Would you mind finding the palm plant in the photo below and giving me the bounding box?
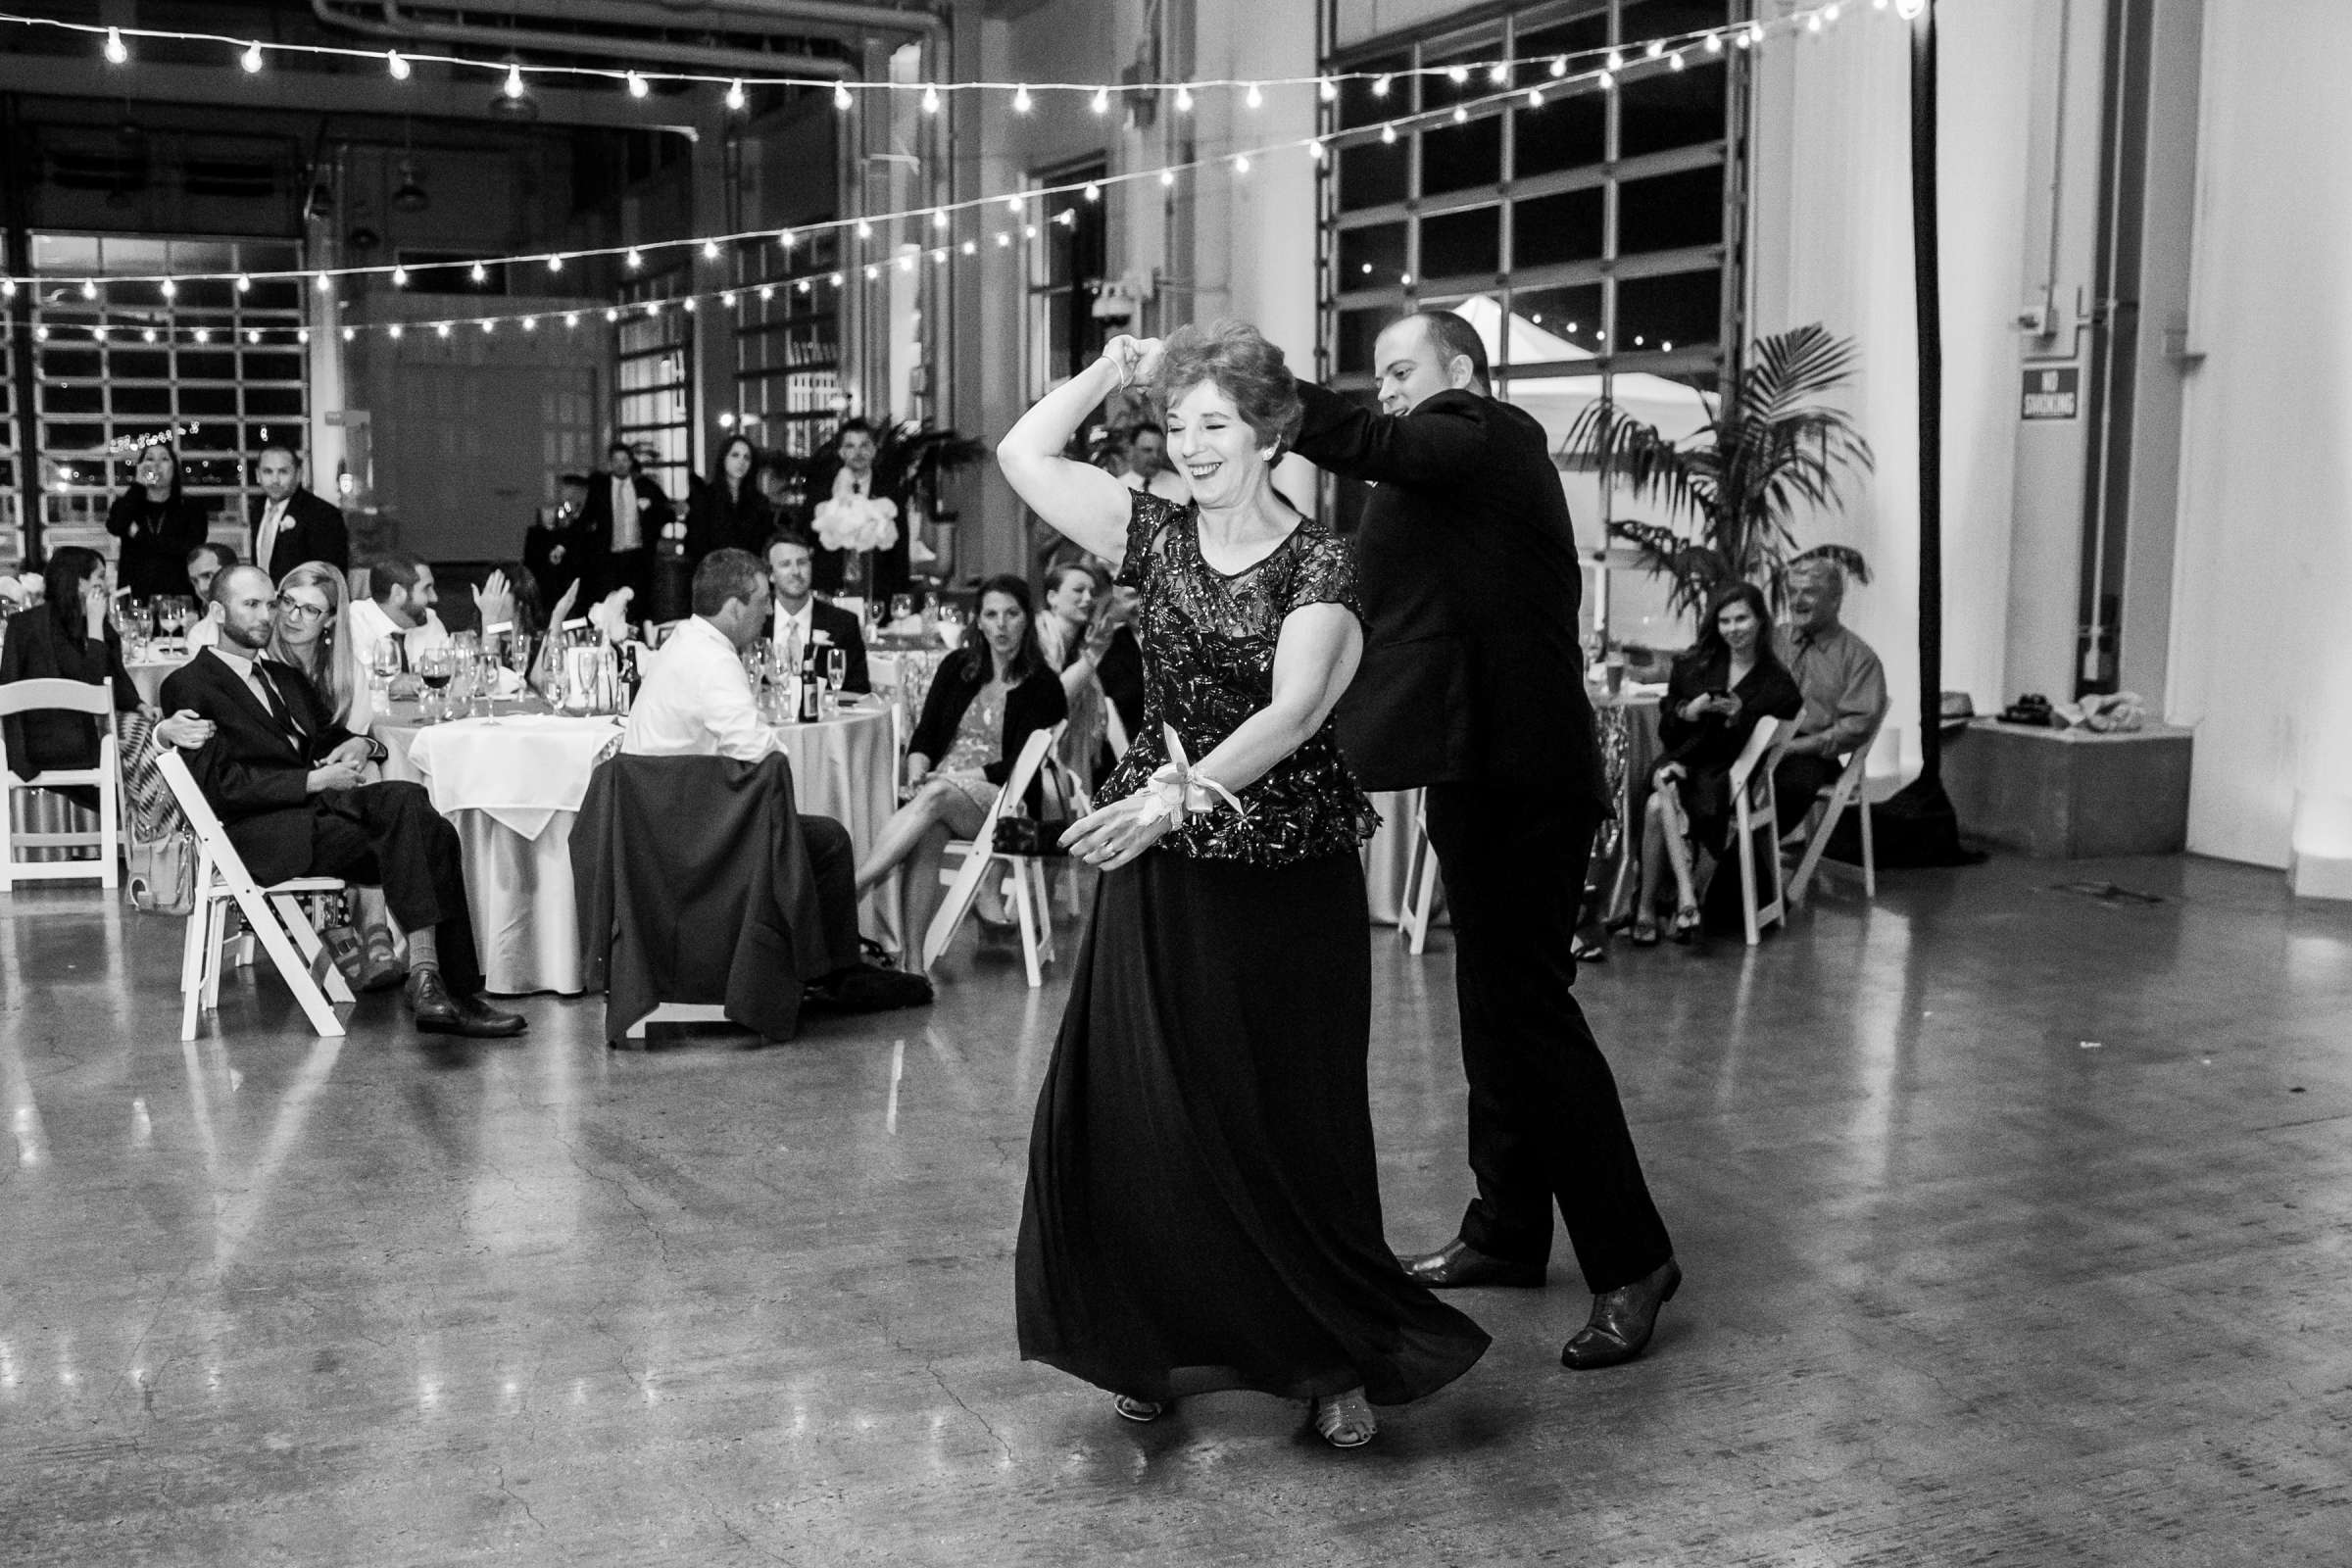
[1565,322,1877,621]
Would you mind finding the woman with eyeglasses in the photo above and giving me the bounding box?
[105,442,213,600]
[269,562,356,723]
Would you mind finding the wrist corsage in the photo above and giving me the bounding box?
[1144,725,1247,829]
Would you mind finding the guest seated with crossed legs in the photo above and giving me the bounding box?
[161,566,526,1039]
[853,575,1067,963]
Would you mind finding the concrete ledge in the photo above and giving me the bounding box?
[1943,717,2194,858]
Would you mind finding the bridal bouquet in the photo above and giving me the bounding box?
[811,469,900,555]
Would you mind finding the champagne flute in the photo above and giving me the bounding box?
[825,645,847,708]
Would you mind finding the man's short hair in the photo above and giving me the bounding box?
[1407,309,1491,387]
[210,564,271,611]
[836,417,877,442]
[693,548,765,616]
[1788,555,1848,596]
[762,527,817,562]
[1127,418,1165,440]
[257,439,300,463]
[369,550,428,604]
[187,541,237,570]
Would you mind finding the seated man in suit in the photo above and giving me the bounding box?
[161,566,526,1039]
[624,549,926,1010]
[762,528,870,694]
[1774,554,1888,834]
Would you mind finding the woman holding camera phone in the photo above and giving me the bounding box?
[1632,580,1802,944]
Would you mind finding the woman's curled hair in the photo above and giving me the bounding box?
[1152,319,1303,458]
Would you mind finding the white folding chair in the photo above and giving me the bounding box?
[154,752,352,1041]
[1727,715,1788,947]
[922,724,1063,987]
[0,677,123,891]
[1786,720,1883,910]
[1394,789,1442,956]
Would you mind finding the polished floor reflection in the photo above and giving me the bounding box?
[4,854,2349,1564]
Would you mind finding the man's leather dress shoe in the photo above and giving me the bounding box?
[406,970,527,1038]
[1560,1257,1682,1369]
[1396,1239,1547,1290]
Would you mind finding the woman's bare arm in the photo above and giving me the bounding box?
[996,339,1159,566]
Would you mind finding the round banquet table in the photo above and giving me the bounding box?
[1362,693,1663,941]
[126,650,193,708]
[373,696,897,995]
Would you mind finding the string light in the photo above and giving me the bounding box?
[546,254,563,272]
[78,280,96,298]
[1161,168,1176,186]
[315,272,331,293]
[386,49,409,80]
[564,312,579,327]
[834,80,853,111]
[239,40,263,74]
[235,273,250,293]
[627,71,649,98]
[1550,56,1568,77]
[159,278,175,299]
[922,84,941,113]
[504,64,525,100]
[1174,84,1194,113]
[725,78,747,111]
[1380,122,1397,144]
[1233,154,1250,174]
[1092,85,1109,114]
[702,239,721,259]
[856,220,873,240]
[1318,77,1337,102]
[392,265,409,286]
[780,229,798,249]
[625,248,643,270]
[1012,83,1032,113]
[102,26,126,64]
[436,322,451,338]
[1526,87,1544,107]
[961,238,977,255]
[1307,139,1325,160]
[1446,65,1470,84]
[341,325,354,342]
[522,316,536,331]
[1082,182,1100,202]
[1372,74,1391,96]
[1488,62,1510,85]
[1452,105,1469,123]
[468,261,487,283]
[933,208,950,228]
[1246,81,1263,109]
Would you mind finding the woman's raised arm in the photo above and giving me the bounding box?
[997,337,1160,566]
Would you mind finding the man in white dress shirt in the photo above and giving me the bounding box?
[1117,419,1190,504]
[623,550,927,1008]
[183,542,235,649]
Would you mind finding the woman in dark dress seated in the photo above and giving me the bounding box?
[0,548,147,809]
[999,321,1489,1450]
[853,574,1067,962]
[1632,580,1802,944]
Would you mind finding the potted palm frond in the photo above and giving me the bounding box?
[1565,322,1878,622]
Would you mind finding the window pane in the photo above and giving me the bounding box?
[1616,268,1723,352]
[176,386,238,417]
[1620,61,1728,159]
[112,350,170,379]
[44,383,103,416]
[1420,205,1499,279]
[1336,307,1394,375]
[114,385,172,416]
[1622,0,1735,46]
[1618,165,1724,255]
[1337,222,1408,288]
[242,350,305,381]
[39,347,102,379]
[1337,52,1409,130]
[1505,284,1605,362]
[1420,114,1503,198]
[176,350,235,380]
[1513,187,1604,269]
[1510,15,1608,176]
[1337,139,1408,208]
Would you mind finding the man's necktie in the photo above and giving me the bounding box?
[255,664,307,749]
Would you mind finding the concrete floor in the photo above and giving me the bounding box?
[2,853,2348,1565]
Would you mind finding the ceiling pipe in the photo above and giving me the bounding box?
[310,0,858,78]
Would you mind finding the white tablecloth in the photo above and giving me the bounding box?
[126,653,191,708]
[375,699,897,994]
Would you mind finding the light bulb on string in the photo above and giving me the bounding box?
[604,308,618,322]
[1233,154,1250,174]
[997,232,1012,247]
[1318,77,1337,102]
[1670,51,1686,71]
[625,247,643,270]
[504,64,525,100]
[393,265,409,286]
[0,280,12,298]
[1372,74,1391,96]
[1647,40,1665,58]
[391,322,406,340]
[627,72,649,99]
[1174,84,1194,113]
[800,277,815,291]
[932,249,947,265]
[759,284,774,300]
[435,321,451,338]
[160,278,175,299]
[1004,194,1023,213]
[1826,3,1843,20]
[469,261,487,283]
[1082,182,1100,202]
[103,27,128,65]
[1489,62,1510,85]
[856,220,873,240]
[1380,122,1397,144]
[1598,71,1615,90]
[1452,104,1469,123]
[479,318,494,332]
[725,79,746,111]
[1012,84,1032,113]
[1446,65,1469,84]
[702,239,720,260]
[193,326,208,343]
[864,264,879,280]
[833,81,854,112]
[546,254,563,272]
[1306,139,1325,161]
[1749,22,1767,42]
[298,327,310,344]
[1895,0,1926,15]
[316,272,332,293]
[1246,82,1263,109]
[1607,50,1624,71]
[387,49,410,79]
[79,279,96,299]
[565,312,579,327]
[240,41,264,74]
[247,327,263,343]
[341,325,355,342]
[1526,87,1544,107]
[1160,168,1176,187]
[933,208,950,228]
[1092,86,1109,115]
[1706,32,1725,53]
[522,317,536,331]
[961,238,977,255]
[142,328,157,343]
[30,325,43,342]
[922,84,941,114]
[1807,12,1823,30]
[1550,56,1568,77]
[236,273,251,293]
[720,291,735,307]
[829,271,843,285]
[1023,223,1038,239]
[779,229,798,250]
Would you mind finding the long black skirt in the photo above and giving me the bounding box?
[1016,850,1490,1407]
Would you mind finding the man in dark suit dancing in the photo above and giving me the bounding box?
[1291,309,1680,1369]
[248,442,349,583]
[162,566,526,1040]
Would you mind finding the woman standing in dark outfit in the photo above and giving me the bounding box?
[0,547,144,808]
[1000,321,1488,1450]
[687,435,774,561]
[1631,580,1802,944]
[105,443,210,600]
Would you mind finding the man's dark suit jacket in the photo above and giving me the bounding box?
[159,648,378,887]
[1291,383,1606,808]
[580,473,675,561]
[805,599,871,695]
[248,487,350,582]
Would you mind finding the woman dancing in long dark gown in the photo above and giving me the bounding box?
[999,321,1489,1449]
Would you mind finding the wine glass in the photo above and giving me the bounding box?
[933,601,965,650]
[368,638,404,707]
[889,593,915,630]
[825,645,847,710]
[416,646,455,724]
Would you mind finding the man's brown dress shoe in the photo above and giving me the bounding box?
[406,970,527,1039]
[1560,1257,1681,1369]
[1396,1239,1546,1290]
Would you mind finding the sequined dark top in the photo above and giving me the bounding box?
[1096,491,1381,866]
